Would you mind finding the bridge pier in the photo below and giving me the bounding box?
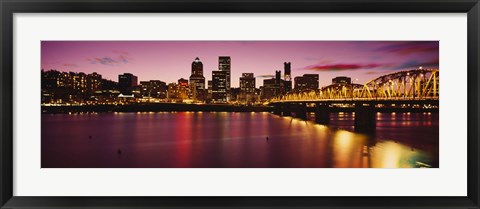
[273,103,282,115]
[283,103,292,117]
[294,103,307,120]
[354,102,376,133]
[315,103,330,125]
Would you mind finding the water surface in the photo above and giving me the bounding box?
[41,112,439,168]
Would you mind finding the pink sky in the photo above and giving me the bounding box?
[41,41,439,88]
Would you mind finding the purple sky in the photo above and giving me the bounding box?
[41,41,439,87]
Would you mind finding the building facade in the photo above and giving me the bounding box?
[332,76,352,85]
[189,57,206,102]
[294,74,319,91]
[87,72,102,94]
[140,80,167,98]
[211,70,227,103]
[167,82,179,101]
[218,56,231,93]
[239,73,256,104]
[177,78,189,100]
[118,73,138,95]
[284,62,292,93]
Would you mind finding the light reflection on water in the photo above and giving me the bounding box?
[41,112,438,168]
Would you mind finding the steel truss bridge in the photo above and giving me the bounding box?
[271,68,439,102]
[269,68,439,132]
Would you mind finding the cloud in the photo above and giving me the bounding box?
[90,57,119,65]
[62,63,77,67]
[256,75,274,78]
[376,41,439,55]
[393,58,439,70]
[304,63,385,71]
[89,51,132,66]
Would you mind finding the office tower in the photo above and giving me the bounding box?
[178,78,189,100]
[218,56,231,91]
[261,70,288,100]
[207,80,212,100]
[284,62,292,92]
[191,57,203,76]
[294,74,319,91]
[275,70,281,84]
[212,70,227,103]
[118,73,138,95]
[332,76,352,85]
[140,80,167,98]
[262,78,278,100]
[167,83,179,100]
[86,72,102,94]
[189,57,206,101]
[239,73,256,103]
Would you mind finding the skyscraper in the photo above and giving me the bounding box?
[86,72,102,94]
[332,76,352,84]
[284,62,292,92]
[140,80,167,98]
[207,80,212,100]
[191,57,203,76]
[212,70,227,103]
[189,57,206,101]
[239,73,256,103]
[294,74,319,91]
[218,56,231,91]
[177,78,189,100]
[118,73,138,95]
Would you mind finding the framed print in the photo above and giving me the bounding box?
[1,0,479,208]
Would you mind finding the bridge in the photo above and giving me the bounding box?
[269,68,439,132]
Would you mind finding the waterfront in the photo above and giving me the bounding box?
[41,112,438,168]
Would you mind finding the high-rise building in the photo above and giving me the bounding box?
[178,78,189,100]
[294,74,319,91]
[230,88,240,102]
[191,57,203,76]
[98,78,119,103]
[73,72,87,93]
[218,56,231,92]
[41,70,91,103]
[284,62,292,92]
[212,70,227,103]
[259,68,292,100]
[332,76,352,85]
[118,73,138,95]
[189,57,206,101]
[240,73,256,94]
[239,73,256,103]
[167,83,179,100]
[275,70,281,84]
[87,72,102,94]
[262,78,279,100]
[207,80,212,100]
[140,80,167,98]
[178,78,188,87]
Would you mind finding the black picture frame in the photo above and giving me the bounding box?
[1,0,479,208]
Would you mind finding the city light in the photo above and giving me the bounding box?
[41,41,439,169]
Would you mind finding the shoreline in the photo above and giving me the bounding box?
[41,103,439,114]
[41,103,273,114]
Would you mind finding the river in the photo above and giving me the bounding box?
[41,112,439,168]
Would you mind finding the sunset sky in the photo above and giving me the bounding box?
[41,41,439,87]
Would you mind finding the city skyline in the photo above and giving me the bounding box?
[41,41,440,168]
[41,41,439,87]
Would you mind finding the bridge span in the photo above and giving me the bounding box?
[269,68,439,133]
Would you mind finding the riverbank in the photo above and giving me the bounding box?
[41,103,439,114]
[41,103,273,113]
